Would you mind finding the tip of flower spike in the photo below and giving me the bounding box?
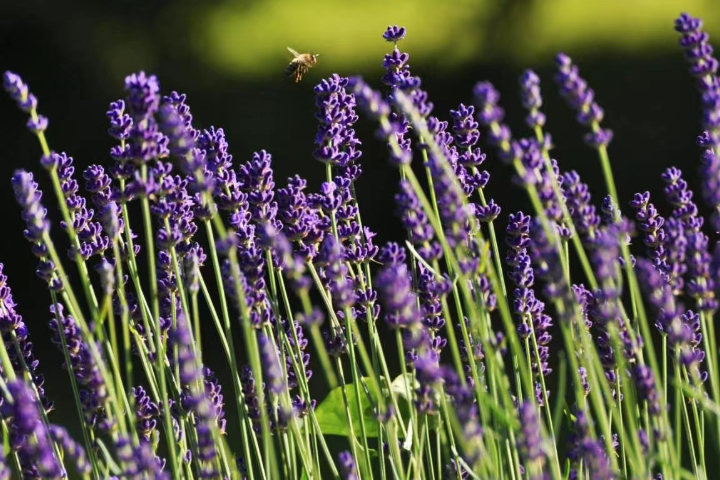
[3,71,24,93]
[383,25,406,42]
[473,81,500,104]
[675,12,702,33]
[555,52,573,68]
[4,70,39,113]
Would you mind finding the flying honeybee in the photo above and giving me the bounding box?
[286,47,319,82]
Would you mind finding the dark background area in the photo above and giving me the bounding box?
[0,0,714,468]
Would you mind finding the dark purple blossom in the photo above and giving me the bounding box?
[3,71,38,113]
[313,75,362,175]
[12,170,50,244]
[564,170,600,238]
[123,72,168,164]
[382,25,406,43]
[699,148,720,229]
[506,212,553,404]
[629,191,668,278]
[133,386,160,443]
[106,100,133,141]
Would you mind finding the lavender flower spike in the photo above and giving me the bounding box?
[1,380,63,478]
[3,71,49,133]
[0,263,52,411]
[12,170,50,244]
[520,70,546,129]
[517,401,547,479]
[338,451,359,480]
[382,25,406,43]
[554,53,613,148]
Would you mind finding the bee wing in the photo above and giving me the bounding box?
[287,47,300,58]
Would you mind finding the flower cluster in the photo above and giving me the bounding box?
[2,12,720,480]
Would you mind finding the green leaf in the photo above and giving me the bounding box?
[314,377,380,437]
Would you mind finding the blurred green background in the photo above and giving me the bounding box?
[2,0,719,473]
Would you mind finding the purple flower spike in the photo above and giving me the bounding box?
[1,380,63,478]
[520,70,546,129]
[124,71,161,120]
[12,170,50,243]
[675,13,720,146]
[517,401,546,473]
[115,435,169,480]
[0,264,52,411]
[338,451,359,480]
[48,425,92,476]
[133,386,160,443]
[473,81,506,126]
[564,171,600,238]
[376,262,420,329]
[107,99,133,140]
[449,103,480,148]
[634,365,660,415]
[348,77,391,120]
[259,333,287,395]
[122,72,168,165]
[383,25,406,43]
[49,303,113,432]
[313,74,362,176]
[3,71,38,112]
[554,53,613,148]
[568,409,613,480]
[316,235,355,308]
[699,149,720,229]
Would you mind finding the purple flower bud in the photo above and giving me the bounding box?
[3,71,38,113]
[376,263,420,329]
[520,70,546,129]
[49,425,91,476]
[124,71,160,120]
[316,235,355,308]
[1,380,63,478]
[313,75,362,173]
[338,451,359,480]
[554,53,612,147]
[382,25,406,43]
[259,333,287,395]
[12,170,50,243]
[517,401,545,466]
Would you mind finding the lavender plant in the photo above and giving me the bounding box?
[2,11,720,480]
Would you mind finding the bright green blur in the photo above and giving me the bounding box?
[182,0,720,79]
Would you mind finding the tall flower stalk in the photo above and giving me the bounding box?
[1,13,719,480]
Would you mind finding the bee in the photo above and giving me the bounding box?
[286,47,319,82]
